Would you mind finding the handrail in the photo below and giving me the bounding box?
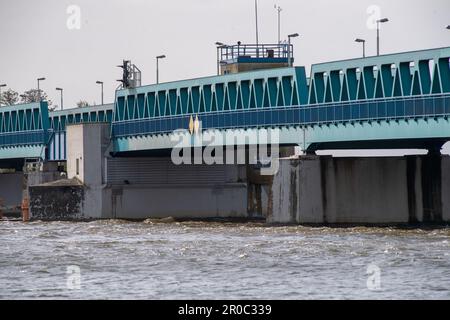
[111,94,450,138]
[219,43,292,61]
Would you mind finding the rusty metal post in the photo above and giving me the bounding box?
[21,197,30,222]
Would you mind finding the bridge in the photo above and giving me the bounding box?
[1,45,450,224]
[0,103,113,167]
[1,47,449,165]
[111,47,450,154]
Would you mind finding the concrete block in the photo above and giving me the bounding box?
[442,156,450,222]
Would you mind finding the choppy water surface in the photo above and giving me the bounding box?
[0,219,449,299]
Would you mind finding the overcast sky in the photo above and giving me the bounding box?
[1,0,449,153]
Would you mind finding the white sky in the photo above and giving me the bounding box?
[1,0,449,154]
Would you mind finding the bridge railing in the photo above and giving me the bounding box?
[0,102,49,147]
[0,130,48,147]
[219,43,292,62]
[111,93,450,138]
[113,47,450,125]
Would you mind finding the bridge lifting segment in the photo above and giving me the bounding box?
[111,47,450,153]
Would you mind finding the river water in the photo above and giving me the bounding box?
[0,219,449,299]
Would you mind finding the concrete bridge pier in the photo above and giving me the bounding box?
[0,161,62,218]
[0,171,23,216]
[24,121,450,224]
[29,123,249,220]
[266,154,450,225]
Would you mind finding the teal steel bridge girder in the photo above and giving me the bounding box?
[113,47,450,121]
[112,115,450,153]
[0,102,114,161]
[0,102,49,160]
[47,104,114,161]
[111,46,450,153]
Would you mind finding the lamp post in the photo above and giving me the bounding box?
[255,0,259,52]
[274,5,282,44]
[287,33,299,67]
[156,55,166,84]
[0,84,6,106]
[96,81,104,105]
[355,38,366,58]
[376,18,389,56]
[55,87,63,110]
[37,77,46,101]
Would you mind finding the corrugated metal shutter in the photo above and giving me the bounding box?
[107,158,236,186]
[48,131,66,161]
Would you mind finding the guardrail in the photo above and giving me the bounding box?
[112,94,450,138]
[219,43,292,62]
[0,130,48,147]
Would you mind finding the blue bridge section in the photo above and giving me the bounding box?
[0,103,113,163]
[47,105,113,160]
[111,47,450,153]
[0,102,50,160]
[0,47,449,165]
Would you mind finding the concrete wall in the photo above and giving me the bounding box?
[63,123,250,220]
[323,157,409,224]
[65,123,111,219]
[29,184,84,220]
[29,121,450,224]
[67,123,110,186]
[0,173,23,207]
[110,184,247,219]
[268,156,450,224]
[105,157,248,219]
[442,157,450,222]
[25,162,63,190]
[67,124,84,182]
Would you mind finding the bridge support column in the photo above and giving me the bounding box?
[267,155,450,225]
[0,171,23,217]
[419,153,443,223]
[29,123,250,221]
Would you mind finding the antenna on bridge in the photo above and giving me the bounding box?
[117,60,141,89]
[255,0,259,53]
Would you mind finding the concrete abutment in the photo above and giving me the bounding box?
[14,123,449,224]
[268,155,450,224]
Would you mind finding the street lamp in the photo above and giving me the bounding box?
[55,87,63,110]
[355,38,366,58]
[0,84,6,106]
[274,5,282,44]
[287,33,299,67]
[96,81,104,105]
[156,55,166,84]
[376,18,389,56]
[37,77,46,101]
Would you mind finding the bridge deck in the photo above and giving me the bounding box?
[0,47,449,161]
[112,47,450,152]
